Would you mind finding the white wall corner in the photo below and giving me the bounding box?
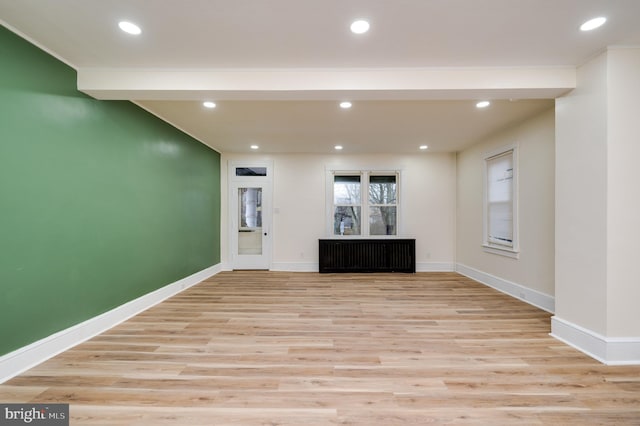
[455,263,555,313]
[0,263,223,384]
[550,316,640,365]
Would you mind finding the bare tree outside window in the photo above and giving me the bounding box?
[333,176,361,235]
[332,173,398,237]
[369,175,397,235]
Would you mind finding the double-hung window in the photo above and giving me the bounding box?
[331,171,399,237]
[483,146,518,257]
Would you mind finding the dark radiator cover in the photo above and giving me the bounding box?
[319,239,416,273]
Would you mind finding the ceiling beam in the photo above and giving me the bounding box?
[78,67,576,101]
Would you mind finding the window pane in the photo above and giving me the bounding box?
[487,154,513,203]
[334,175,361,205]
[369,175,396,204]
[239,188,262,228]
[334,206,361,235]
[238,187,262,255]
[487,151,514,246]
[369,206,396,235]
[236,167,267,177]
[488,202,512,245]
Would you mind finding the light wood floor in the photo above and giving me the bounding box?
[2,272,640,425]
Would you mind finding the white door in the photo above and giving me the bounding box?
[229,163,272,270]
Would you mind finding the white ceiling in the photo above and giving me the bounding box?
[2,0,640,153]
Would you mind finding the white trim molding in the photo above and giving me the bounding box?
[456,263,555,313]
[550,316,640,365]
[270,262,319,272]
[416,262,455,272]
[270,262,454,273]
[0,263,222,384]
[481,244,520,259]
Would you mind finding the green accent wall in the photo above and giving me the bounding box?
[0,26,221,356]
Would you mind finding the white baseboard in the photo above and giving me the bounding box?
[269,262,454,273]
[270,262,319,272]
[550,316,640,365]
[455,263,555,313]
[0,263,222,384]
[416,262,455,272]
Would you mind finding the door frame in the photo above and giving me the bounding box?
[228,161,273,270]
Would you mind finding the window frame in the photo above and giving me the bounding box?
[327,168,401,238]
[368,173,398,236]
[482,145,519,258]
[332,173,363,236]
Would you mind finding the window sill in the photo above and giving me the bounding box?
[482,244,520,259]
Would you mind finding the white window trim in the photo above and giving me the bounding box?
[482,144,519,259]
[228,160,273,182]
[325,167,403,238]
[333,172,363,236]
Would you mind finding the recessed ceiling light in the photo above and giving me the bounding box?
[340,101,352,109]
[419,145,428,150]
[203,101,216,109]
[350,20,370,34]
[334,145,343,150]
[476,101,490,108]
[118,21,141,35]
[250,145,259,150]
[580,17,607,31]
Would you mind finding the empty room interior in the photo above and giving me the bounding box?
[1,0,640,424]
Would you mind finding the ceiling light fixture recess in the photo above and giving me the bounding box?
[350,19,370,34]
[118,21,141,35]
[250,145,259,150]
[340,101,352,109]
[334,145,343,150]
[203,101,216,108]
[580,17,606,31]
[419,145,428,150]
[476,101,490,108]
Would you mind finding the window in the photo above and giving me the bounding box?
[236,167,267,177]
[483,146,518,257]
[331,171,399,237]
[369,175,397,235]
[333,175,361,235]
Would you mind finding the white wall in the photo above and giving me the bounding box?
[221,152,457,271]
[456,108,555,307]
[555,52,609,334]
[606,47,640,337]
[552,47,640,364]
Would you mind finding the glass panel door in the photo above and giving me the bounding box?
[228,161,272,270]
[238,187,262,255]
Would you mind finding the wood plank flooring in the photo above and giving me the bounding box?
[1,272,640,425]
